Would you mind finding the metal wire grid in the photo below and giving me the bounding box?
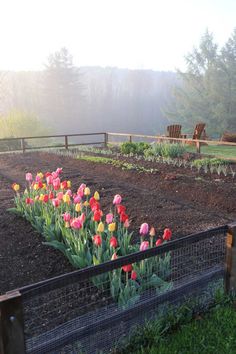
[21,227,227,354]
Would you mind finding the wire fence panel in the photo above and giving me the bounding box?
[20,226,227,354]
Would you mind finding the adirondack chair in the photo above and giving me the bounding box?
[192,123,206,140]
[166,125,182,138]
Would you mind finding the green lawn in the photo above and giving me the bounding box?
[187,144,236,160]
[134,304,236,354]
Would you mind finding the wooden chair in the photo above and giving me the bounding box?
[192,123,206,140]
[166,125,182,138]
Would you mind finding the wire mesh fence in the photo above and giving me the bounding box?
[17,225,227,354]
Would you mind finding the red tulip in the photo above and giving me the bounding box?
[117,205,126,214]
[131,270,137,280]
[120,212,128,223]
[25,197,34,205]
[52,198,60,207]
[155,238,163,246]
[91,202,100,212]
[110,236,118,248]
[163,228,172,241]
[122,264,133,272]
[61,180,68,190]
[89,197,96,207]
[43,194,49,203]
[94,210,102,222]
[49,191,54,200]
[93,234,102,247]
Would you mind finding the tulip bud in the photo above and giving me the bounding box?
[84,187,91,196]
[75,203,81,212]
[94,191,100,201]
[149,227,156,237]
[108,222,116,232]
[97,222,104,233]
[12,183,20,192]
[131,270,137,280]
[111,253,118,260]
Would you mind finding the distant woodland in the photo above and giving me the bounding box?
[1,29,236,139]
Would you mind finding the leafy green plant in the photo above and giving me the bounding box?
[144,142,186,159]
[120,142,150,155]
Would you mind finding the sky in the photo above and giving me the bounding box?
[0,0,235,72]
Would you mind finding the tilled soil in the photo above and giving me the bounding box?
[0,151,235,295]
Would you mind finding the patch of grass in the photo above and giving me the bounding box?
[143,304,236,354]
[187,144,236,160]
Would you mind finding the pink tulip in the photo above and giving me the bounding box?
[53,177,61,190]
[57,192,64,200]
[52,171,59,179]
[70,218,82,229]
[74,195,81,204]
[140,241,149,251]
[106,213,113,224]
[79,213,86,224]
[35,175,41,182]
[25,173,33,182]
[26,197,34,205]
[113,194,122,205]
[63,212,71,222]
[46,175,53,185]
[140,223,149,235]
[66,189,72,197]
[56,167,63,175]
[52,198,60,208]
[124,219,130,228]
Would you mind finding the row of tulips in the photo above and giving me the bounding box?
[11,169,172,308]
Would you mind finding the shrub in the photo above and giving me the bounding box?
[120,142,150,155]
[145,143,186,159]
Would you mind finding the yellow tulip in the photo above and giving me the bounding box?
[83,201,89,207]
[94,191,100,201]
[67,180,71,188]
[63,194,70,203]
[75,203,81,212]
[42,183,47,190]
[108,223,116,232]
[37,172,44,180]
[33,183,39,191]
[84,187,91,196]
[39,194,44,202]
[12,183,20,192]
[97,222,104,233]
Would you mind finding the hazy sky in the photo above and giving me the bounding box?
[0,0,235,72]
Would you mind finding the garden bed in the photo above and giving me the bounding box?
[0,151,236,295]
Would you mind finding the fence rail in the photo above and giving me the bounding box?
[1,223,236,354]
[1,131,236,156]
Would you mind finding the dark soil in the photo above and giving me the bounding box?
[0,151,236,295]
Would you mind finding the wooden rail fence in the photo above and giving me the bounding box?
[0,131,236,156]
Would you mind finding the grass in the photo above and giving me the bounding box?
[139,304,236,354]
[187,144,236,160]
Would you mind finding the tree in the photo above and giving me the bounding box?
[43,47,84,133]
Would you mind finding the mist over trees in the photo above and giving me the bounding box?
[169,29,236,136]
[0,48,177,138]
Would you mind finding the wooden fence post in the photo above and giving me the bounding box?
[104,133,108,148]
[65,136,68,150]
[20,139,25,154]
[196,140,201,154]
[129,135,132,143]
[225,223,236,293]
[0,290,25,354]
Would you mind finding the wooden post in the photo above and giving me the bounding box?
[65,135,68,150]
[104,133,108,148]
[129,135,132,143]
[196,140,201,154]
[0,290,25,354]
[225,223,236,293]
[20,139,25,154]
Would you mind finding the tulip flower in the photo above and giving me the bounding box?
[140,223,149,236]
[49,191,54,200]
[25,197,34,205]
[113,194,122,205]
[61,181,68,190]
[52,171,58,179]
[149,227,156,237]
[79,213,86,224]
[140,241,149,251]
[75,203,82,212]
[74,195,81,204]
[83,201,89,207]
[93,234,102,247]
[56,167,63,175]
[117,205,126,214]
[106,213,113,224]
[53,178,60,190]
[111,253,118,260]
[124,219,130,228]
[94,210,102,222]
[38,181,43,189]
[156,238,163,247]
[46,175,53,185]
[12,183,20,192]
[91,202,100,212]
[120,213,128,223]
[63,194,71,204]
[43,194,49,203]
[70,217,82,229]
[131,270,137,280]
[110,236,118,248]
[67,181,71,188]
[39,194,44,202]
[108,222,116,232]
[25,173,33,182]
[163,228,172,241]
[84,187,91,196]
[52,198,60,208]
[94,191,100,201]
[122,264,133,272]
[63,212,71,222]
[97,222,104,233]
